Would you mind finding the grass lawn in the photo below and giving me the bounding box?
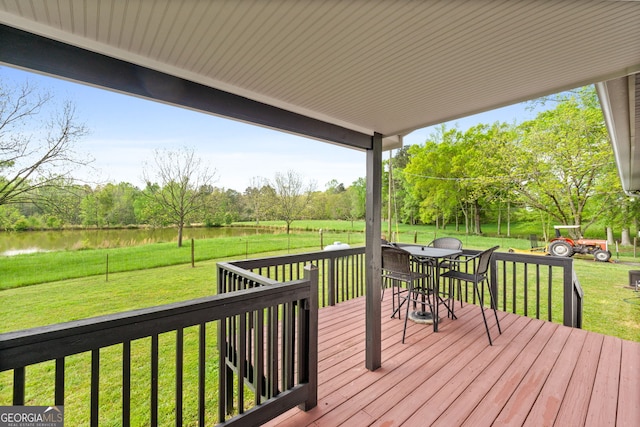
[1,225,639,425]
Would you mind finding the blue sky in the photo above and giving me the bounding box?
[1,65,544,192]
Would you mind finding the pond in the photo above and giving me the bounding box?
[0,227,274,256]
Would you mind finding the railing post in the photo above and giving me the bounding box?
[562,258,576,327]
[566,267,583,328]
[299,264,318,411]
[489,254,498,309]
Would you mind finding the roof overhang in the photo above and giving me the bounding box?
[0,1,639,157]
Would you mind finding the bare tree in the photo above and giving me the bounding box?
[142,147,216,247]
[0,78,91,206]
[271,170,315,234]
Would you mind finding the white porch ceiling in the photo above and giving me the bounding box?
[1,0,638,143]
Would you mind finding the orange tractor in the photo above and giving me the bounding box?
[547,225,611,262]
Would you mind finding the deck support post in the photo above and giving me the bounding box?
[365,132,382,371]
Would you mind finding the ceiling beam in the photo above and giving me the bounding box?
[0,24,372,151]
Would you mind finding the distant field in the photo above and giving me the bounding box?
[4,220,640,290]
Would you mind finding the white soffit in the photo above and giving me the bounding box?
[0,0,639,140]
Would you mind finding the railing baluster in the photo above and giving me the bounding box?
[511,261,517,313]
[284,301,295,389]
[175,329,183,427]
[268,305,278,398]
[536,264,541,319]
[123,341,131,427]
[548,266,553,321]
[151,334,159,426]
[524,263,528,316]
[91,349,99,427]
[198,323,206,426]
[254,308,264,405]
[55,358,65,406]
[238,313,246,414]
[500,259,507,311]
[13,367,25,405]
[218,318,227,423]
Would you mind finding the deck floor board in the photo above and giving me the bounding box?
[264,295,639,426]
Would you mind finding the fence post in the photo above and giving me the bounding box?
[106,253,109,282]
[191,238,195,268]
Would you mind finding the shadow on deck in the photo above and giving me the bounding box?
[265,295,640,426]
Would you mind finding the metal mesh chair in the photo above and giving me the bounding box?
[427,237,463,308]
[381,245,430,326]
[429,237,463,252]
[440,246,502,345]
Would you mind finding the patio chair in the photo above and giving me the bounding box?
[426,237,464,308]
[428,237,463,252]
[428,237,463,271]
[381,245,430,325]
[440,246,502,345]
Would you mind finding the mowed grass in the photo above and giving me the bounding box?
[1,223,639,425]
[0,250,301,425]
[0,230,365,290]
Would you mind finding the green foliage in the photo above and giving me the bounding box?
[12,217,30,231]
[399,85,623,238]
[514,87,615,232]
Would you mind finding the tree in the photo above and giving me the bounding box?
[142,147,216,247]
[205,187,242,226]
[243,177,274,224]
[270,170,315,234]
[404,127,463,229]
[348,177,367,225]
[512,86,615,234]
[0,78,90,207]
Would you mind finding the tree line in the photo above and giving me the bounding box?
[385,86,639,243]
[1,76,637,245]
[0,164,366,243]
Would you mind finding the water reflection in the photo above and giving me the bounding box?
[0,227,273,255]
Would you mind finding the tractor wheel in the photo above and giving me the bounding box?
[593,249,611,262]
[548,240,574,257]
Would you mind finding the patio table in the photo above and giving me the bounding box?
[398,244,462,332]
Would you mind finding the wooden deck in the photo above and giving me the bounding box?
[264,295,640,426]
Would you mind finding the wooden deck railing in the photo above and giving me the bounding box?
[0,265,318,427]
[224,245,582,328]
[223,247,366,307]
[490,251,583,328]
[0,245,582,426]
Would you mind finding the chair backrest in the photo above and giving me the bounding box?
[429,237,463,251]
[475,245,500,276]
[381,244,412,275]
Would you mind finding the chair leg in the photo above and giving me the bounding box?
[402,283,412,343]
[474,282,494,346]
[487,279,502,335]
